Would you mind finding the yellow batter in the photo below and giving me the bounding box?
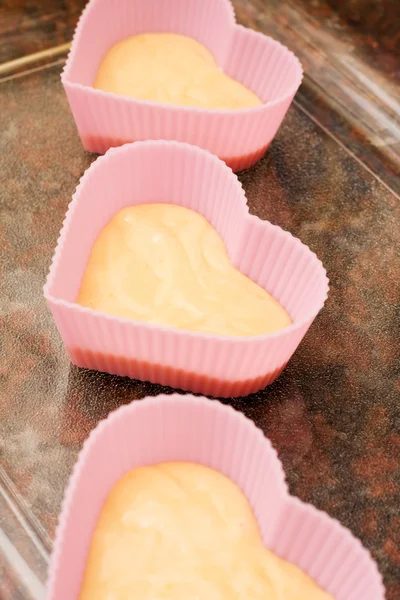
[94,33,262,110]
[77,204,291,336]
[79,462,333,600]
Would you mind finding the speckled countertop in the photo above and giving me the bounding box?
[0,1,399,599]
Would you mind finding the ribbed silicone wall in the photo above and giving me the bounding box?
[46,396,385,600]
[44,142,328,395]
[62,0,302,168]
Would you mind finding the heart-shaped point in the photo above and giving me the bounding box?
[44,140,328,397]
[46,395,385,600]
[62,0,303,171]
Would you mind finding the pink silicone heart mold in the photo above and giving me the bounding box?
[62,0,303,171]
[44,140,328,397]
[46,395,385,599]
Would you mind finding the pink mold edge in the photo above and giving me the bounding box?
[43,140,329,397]
[46,394,385,599]
[61,0,303,171]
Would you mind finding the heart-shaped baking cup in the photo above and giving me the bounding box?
[62,0,302,171]
[46,395,385,599]
[44,140,328,397]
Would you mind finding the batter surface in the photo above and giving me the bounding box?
[77,204,291,336]
[94,33,262,110]
[79,462,333,600]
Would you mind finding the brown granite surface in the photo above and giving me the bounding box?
[327,0,400,54]
[296,0,400,81]
[1,0,400,598]
[0,0,83,64]
[234,0,400,194]
[1,56,399,599]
